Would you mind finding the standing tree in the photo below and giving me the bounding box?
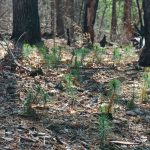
[123,0,132,42]
[139,0,150,66]
[56,0,64,37]
[83,0,99,44]
[110,0,117,42]
[65,0,74,44]
[12,0,41,44]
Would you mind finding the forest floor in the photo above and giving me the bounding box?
[0,38,150,150]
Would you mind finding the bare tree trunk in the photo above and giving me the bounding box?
[83,0,99,44]
[123,0,133,42]
[55,0,64,37]
[99,0,108,37]
[65,0,74,43]
[139,0,150,66]
[110,0,117,42]
[12,0,41,44]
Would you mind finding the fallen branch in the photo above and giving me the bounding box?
[110,140,141,145]
[0,38,31,72]
[0,33,43,77]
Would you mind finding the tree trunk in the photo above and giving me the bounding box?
[139,0,150,66]
[56,0,64,37]
[110,0,117,42]
[83,0,99,44]
[51,0,55,36]
[99,0,108,37]
[65,0,74,42]
[123,0,132,42]
[12,0,41,44]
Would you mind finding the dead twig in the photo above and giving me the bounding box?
[110,140,141,145]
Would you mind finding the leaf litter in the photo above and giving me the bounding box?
[0,38,150,150]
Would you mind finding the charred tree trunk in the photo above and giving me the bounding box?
[83,0,99,44]
[65,0,74,44]
[12,0,41,44]
[56,0,64,37]
[139,0,150,66]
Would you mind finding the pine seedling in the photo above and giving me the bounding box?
[65,73,77,98]
[71,48,89,67]
[38,43,61,68]
[71,48,89,80]
[98,114,112,148]
[127,84,136,110]
[107,79,121,114]
[124,46,132,56]
[47,46,61,67]
[93,43,105,63]
[22,90,36,116]
[35,85,50,107]
[42,92,49,107]
[112,48,122,65]
[37,42,49,58]
[22,43,35,58]
[21,85,51,117]
[108,79,121,96]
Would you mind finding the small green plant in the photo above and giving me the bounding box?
[44,46,62,68]
[71,48,89,67]
[22,90,36,116]
[140,69,150,103]
[98,114,112,148]
[71,48,89,80]
[93,43,105,63]
[22,85,50,116]
[64,73,77,98]
[22,43,35,58]
[143,69,150,88]
[37,42,49,57]
[38,43,62,68]
[108,79,121,96]
[34,85,50,106]
[127,84,136,110]
[107,79,121,113]
[112,48,122,64]
[43,92,49,107]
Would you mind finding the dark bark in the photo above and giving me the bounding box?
[65,0,74,42]
[110,0,117,41]
[83,0,99,44]
[139,0,150,66]
[136,0,144,32]
[12,0,41,44]
[56,0,64,37]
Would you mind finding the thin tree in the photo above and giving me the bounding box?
[110,0,117,42]
[65,0,74,44]
[12,0,41,44]
[55,0,64,37]
[99,0,108,36]
[123,0,132,42]
[83,0,99,44]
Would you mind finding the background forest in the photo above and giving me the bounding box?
[0,0,150,150]
[0,0,143,42]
